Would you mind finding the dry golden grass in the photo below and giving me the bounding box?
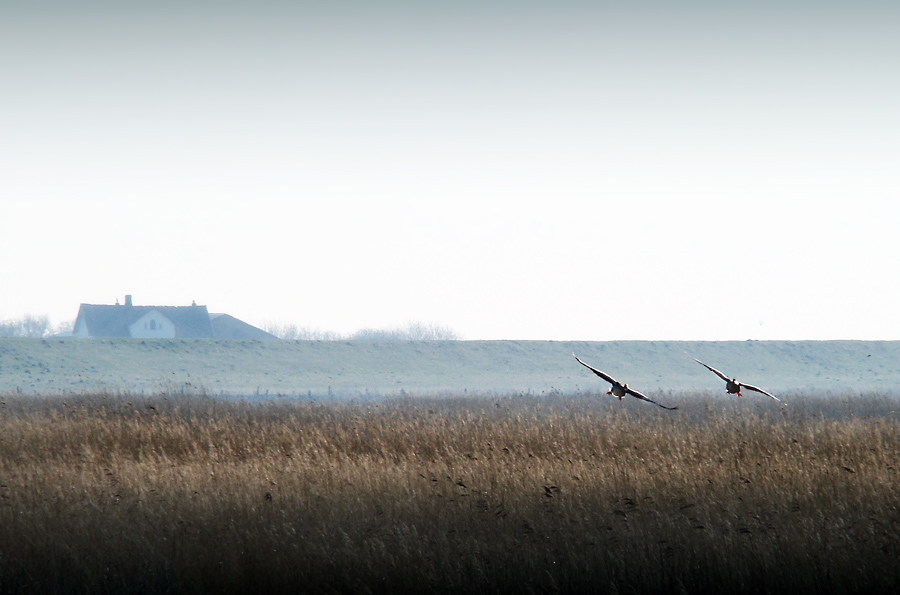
[0,391,898,594]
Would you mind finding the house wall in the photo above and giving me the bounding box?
[128,311,176,339]
[73,318,91,338]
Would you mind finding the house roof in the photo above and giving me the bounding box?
[75,304,215,338]
[209,313,278,340]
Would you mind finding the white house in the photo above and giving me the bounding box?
[128,309,177,338]
[72,295,275,340]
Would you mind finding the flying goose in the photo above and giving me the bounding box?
[573,354,677,410]
[692,358,781,402]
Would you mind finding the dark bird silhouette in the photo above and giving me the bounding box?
[573,354,677,410]
[692,358,781,402]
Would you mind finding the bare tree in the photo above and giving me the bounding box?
[264,322,301,340]
[350,322,459,341]
[264,322,342,341]
[0,319,18,337]
[264,321,459,341]
[349,327,402,341]
[403,322,460,341]
[296,328,343,341]
[21,315,51,337]
[0,314,54,337]
[53,319,75,336]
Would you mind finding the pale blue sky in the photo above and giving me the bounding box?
[2,2,899,339]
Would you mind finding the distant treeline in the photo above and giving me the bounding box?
[264,321,460,341]
[0,315,73,338]
[0,314,457,341]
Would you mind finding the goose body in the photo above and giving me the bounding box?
[574,354,677,410]
[692,358,781,403]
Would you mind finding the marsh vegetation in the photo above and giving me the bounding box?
[0,391,898,593]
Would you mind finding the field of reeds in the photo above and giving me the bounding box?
[0,390,898,594]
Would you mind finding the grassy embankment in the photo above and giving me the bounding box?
[0,391,898,594]
[4,337,900,396]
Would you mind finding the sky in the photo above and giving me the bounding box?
[2,1,899,340]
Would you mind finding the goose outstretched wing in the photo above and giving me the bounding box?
[624,386,678,410]
[573,354,618,385]
[739,382,781,403]
[692,358,729,382]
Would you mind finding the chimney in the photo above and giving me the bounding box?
[125,295,133,307]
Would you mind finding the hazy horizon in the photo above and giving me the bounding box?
[3,2,899,341]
